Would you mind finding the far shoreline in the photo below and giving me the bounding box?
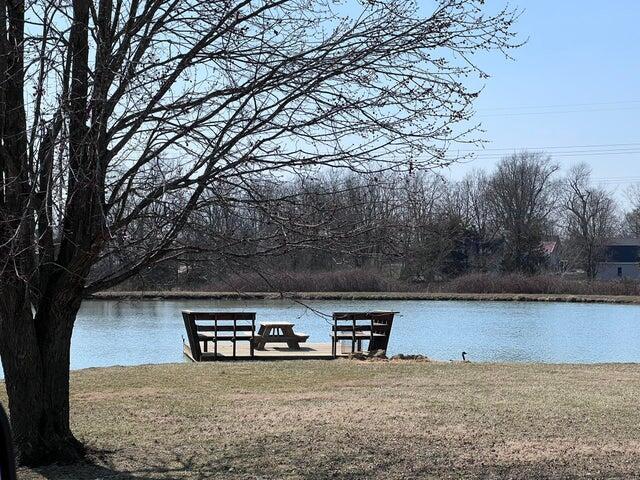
[88,290,640,305]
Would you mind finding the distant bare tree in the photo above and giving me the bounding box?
[399,172,453,279]
[487,152,559,273]
[624,184,640,237]
[0,0,520,465]
[562,164,618,278]
[453,170,499,271]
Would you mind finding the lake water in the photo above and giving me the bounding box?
[2,299,640,377]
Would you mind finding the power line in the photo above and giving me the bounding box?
[469,149,640,157]
[478,106,640,118]
[369,143,640,166]
[457,142,640,152]
[594,176,640,180]
[468,150,640,159]
[479,99,640,112]
[411,150,640,162]
[593,177,640,184]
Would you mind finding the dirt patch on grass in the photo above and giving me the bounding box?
[6,361,640,479]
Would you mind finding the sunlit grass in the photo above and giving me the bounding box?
[7,360,640,479]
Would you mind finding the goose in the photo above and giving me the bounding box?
[449,351,471,363]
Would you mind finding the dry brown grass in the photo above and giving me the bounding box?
[204,269,404,293]
[439,273,640,296]
[8,361,640,479]
[118,270,640,297]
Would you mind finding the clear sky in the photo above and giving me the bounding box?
[440,0,640,199]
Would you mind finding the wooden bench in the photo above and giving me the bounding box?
[331,312,396,357]
[182,311,257,361]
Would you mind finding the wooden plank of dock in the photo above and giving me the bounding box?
[184,342,345,361]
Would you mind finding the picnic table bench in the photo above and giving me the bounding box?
[254,322,309,350]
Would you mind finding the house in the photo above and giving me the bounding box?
[596,239,640,280]
[541,238,562,272]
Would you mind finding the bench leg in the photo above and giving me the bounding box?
[287,341,301,350]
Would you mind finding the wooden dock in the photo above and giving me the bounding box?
[181,310,397,362]
[184,341,346,361]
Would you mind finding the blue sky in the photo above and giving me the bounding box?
[438,0,640,197]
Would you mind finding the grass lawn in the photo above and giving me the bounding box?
[8,360,640,479]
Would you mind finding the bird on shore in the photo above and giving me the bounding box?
[449,351,471,363]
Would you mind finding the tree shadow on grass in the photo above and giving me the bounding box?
[26,442,637,480]
[27,461,142,480]
[26,447,254,480]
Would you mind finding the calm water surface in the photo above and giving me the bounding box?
[3,299,640,377]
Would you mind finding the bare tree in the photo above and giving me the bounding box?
[453,170,499,271]
[562,164,618,278]
[487,152,559,273]
[0,0,520,465]
[398,171,453,279]
[624,184,640,237]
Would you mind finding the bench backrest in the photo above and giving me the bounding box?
[182,311,256,361]
[332,312,396,352]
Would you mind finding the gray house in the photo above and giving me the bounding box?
[596,239,640,280]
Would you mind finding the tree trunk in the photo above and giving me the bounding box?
[0,284,85,466]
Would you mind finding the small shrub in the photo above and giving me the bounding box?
[206,268,406,292]
[119,268,640,296]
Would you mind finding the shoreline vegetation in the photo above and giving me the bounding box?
[12,361,640,479]
[89,289,640,305]
[105,271,640,305]
[91,272,640,305]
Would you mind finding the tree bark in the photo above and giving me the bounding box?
[0,283,85,466]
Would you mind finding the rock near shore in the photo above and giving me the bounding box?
[390,353,430,361]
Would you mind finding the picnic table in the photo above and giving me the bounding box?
[254,322,309,350]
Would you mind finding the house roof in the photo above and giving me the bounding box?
[603,242,640,263]
[541,240,558,256]
[606,238,640,247]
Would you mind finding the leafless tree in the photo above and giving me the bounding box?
[452,170,499,271]
[561,164,618,278]
[624,184,640,237]
[397,171,454,279]
[0,0,520,465]
[487,152,559,273]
